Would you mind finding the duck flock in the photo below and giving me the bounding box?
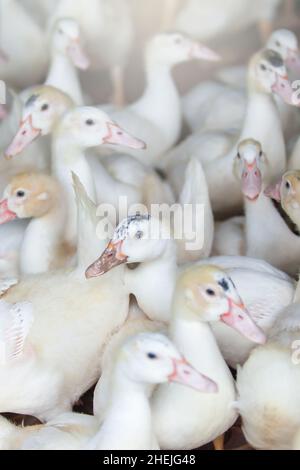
[1,0,300,451]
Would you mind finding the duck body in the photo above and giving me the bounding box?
[152,316,237,449]
[0,268,129,421]
[244,192,300,275]
[237,341,300,449]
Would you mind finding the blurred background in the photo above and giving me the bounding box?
[2,0,300,104]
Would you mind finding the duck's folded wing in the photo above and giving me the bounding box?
[0,301,34,364]
[0,278,18,297]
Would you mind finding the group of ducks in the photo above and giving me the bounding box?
[1,0,300,451]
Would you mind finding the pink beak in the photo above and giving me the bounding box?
[4,116,41,159]
[0,48,8,63]
[264,179,282,202]
[168,358,218,393]
[221,298,266,345]
[190,42,221,62]
[103,123,147,150]
[0,104,7,121]
[0,200,17,224]
[272,73,299,106]
[286,49,300,75]
[242,162,262,201]
[67,39,90,70]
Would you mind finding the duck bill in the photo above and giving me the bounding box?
[286,49,300,74]
[264,179,282,202]
[272,74,299,106]
[190,42,221,62]
[168,358,218,393]
[103,122,147,150]
[221,298,266,345]
[242,163,262,201]
[0,104,7,121]
[4,116,41,159]
[67,39,90,70]
[0,48,8,63]
[85,241,127,279]
[0,200,17,224]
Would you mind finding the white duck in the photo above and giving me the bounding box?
[233,139,300,275]
[44,17,90,105]
[182,29,300,135]
[86,215,293,367]
[0,172,69,275]
[165,49,296,217]
[50,0,134,106]
[0,175,129,422]
[50,106,146,246]
[0,17,89,182]
[0,333,216,450]
[0,0,48,89]
[151,265,265,450]
[98,31,220,167]
[5,91,146,246]
[237,299,300,450]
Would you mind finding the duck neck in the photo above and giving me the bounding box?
[240,89,286,178]
[20,197,66,275]
[52,135,96,246]
[134,60,181,142]
[46,51,83,105]
[170,296,230,381]
[92,370,152,449]
[125,240,178,323]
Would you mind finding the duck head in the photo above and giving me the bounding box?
[267,29,300,73]
[118,333,218,393]
[51,18,90,70]
[146,32,220,68]
[0,173,61,224]
[55,106,146,149]
[265,170,300,229]
[86,214,171,278]
[249,49,298,106]
[5,86,74,159]
[177,265,266,345]
[0,104,7,121]
[234,139,268,201]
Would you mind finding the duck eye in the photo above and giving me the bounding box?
[260,64,267,71]
[259,151,263,157]
[237,152,241,159]
[41,103,49,112]
[135,230,143,240]
[147,352,157,360]
[285,180,291,190]
[206,288,216,297]
[86,119,95,126]
[16,190,25,198]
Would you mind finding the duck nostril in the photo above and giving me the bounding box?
[117,131,123,136]
[22,130,27,136]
